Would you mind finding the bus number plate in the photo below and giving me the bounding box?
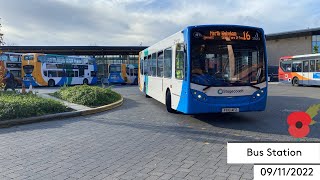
[222,108,239,113]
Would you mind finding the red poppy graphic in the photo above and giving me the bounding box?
[287,112,312,138]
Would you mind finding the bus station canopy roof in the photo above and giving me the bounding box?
[266,27,320,40]
[0,46,148,56]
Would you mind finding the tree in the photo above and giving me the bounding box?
[0,18,5,46]
[313,44,319,54]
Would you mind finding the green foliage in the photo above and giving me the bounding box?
[0,91,68,120]
[53,85,121,107]
[313,45,319,54]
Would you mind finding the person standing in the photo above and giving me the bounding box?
[3,69,15,91]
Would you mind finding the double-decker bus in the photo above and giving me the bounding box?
[22,53,98,87]
[279,53,320,86]
[139,25,267,114]
[0,52,23,86]
[108,64,138,85]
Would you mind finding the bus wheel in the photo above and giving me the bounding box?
[166,91,175,113]
[48,79,55,87]
[83,79,89,85]
[292,77,299,86]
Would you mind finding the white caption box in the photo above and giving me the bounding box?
[254,165,320,180]
[227,142,320,164]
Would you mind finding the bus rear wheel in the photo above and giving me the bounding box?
[292,77,299,86]
[166,91,175,113]
[83,79,89,85]
[48,79,55,87]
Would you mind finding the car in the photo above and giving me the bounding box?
[268,66,279,82]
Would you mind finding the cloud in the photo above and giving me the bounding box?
[0,0,319,45]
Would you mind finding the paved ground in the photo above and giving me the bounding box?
[0,84,319,180]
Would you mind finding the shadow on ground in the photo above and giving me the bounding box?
[192,95,320,138]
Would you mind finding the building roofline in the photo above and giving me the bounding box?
[0,46,149,55]
[266,27,320,40]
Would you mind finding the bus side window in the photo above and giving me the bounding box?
[151,53,157,76]
[157,51,164,77]
[164,47,172,78]
[147,55,152,76]
[44,71,48,77]
[316,60,320,72]
[144,57,148,75]
[310,60,316,72]
[175,43,185,80]
[74,71,79,77]
[140,57,143,75]
[292,62,302,72]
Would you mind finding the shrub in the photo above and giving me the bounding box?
[53,85,121,107]
[0,91,68,120]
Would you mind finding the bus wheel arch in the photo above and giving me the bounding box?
[292,77,299,86]
[165,89,175,113]
[48,79,55,87]
[83,78,89,85]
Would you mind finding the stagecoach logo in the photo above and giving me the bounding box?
[217,89,244,94]
[193,32,202,38]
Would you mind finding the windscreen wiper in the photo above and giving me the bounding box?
[250,85,261,90]
[203,86,213,91]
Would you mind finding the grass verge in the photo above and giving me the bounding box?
[0,91,69,121]
[53,85,121,107]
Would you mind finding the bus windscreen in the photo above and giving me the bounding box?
[190,27,265,87]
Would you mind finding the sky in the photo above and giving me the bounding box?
[0,0,320,46]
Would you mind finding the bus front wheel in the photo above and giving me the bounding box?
[48,79,55,87]
[83,79,89,85]
[292,77,299,86]
[166,91,175,113]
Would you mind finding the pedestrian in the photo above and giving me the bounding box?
[3,69,15,91]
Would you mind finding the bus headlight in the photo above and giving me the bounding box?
[191,89,207,102]
[252,88,266,99]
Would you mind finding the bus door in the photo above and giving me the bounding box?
[170,43,185,109]
[302,60,310,85]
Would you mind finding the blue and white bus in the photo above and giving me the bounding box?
[108,64,138,85]
[139,25,267,114]
[22,53,98,87]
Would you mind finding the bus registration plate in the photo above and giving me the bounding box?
[222,108,239,113]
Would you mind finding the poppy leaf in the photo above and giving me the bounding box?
[310,120,317,125]
[306,104,320,119]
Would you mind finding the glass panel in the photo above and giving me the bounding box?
[175,44,184,80]
[191,44,265,86]
[48,71,58,77]
[303,60,309,72]
[292,62,302,72]
[280,61,292,72]
[24,55,34,61]
[316,60,320,72]
[157,51,164,77]
[0,54,8,61]
[151,53,156,76]
[9,55,21,62]
[164,48,172,78]
[310,60,316,72]
[143,56,148,75]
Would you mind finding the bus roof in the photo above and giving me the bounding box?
[280,53,320,60]
[141,24,264,55]
[0,52,23,55]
